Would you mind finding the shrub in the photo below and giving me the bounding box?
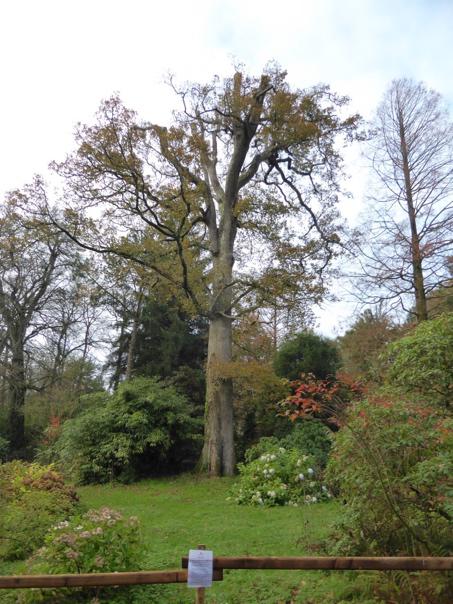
[278,372,364,430]
[47,377,202,484]
[231,443,331,507]
[326,398,452,555]
[244,421,332,470]
[19,507,149,603]
[0,436,8,462]
[383,313,453,409]
[0,462,80,560]
[326,397,453,603]
[280,421,333,469]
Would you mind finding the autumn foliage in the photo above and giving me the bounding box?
[279,372,364,428]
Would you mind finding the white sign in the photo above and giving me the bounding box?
[187,549,214,588]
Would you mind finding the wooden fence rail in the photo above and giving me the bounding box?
[0,556,451,593]
[0,570,224,589]
[181,555,453,572]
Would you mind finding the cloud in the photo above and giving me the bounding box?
[1,0,451,333]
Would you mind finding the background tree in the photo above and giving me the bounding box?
[37,67,360,475]
[355,79,453,322]
[425,256,453,317]
[0,187,108,457]
[0,189,69,457]
[129,298,207,380]
[338,308,401,381]
[97,256,150,389]
[274,331,340,380]
[228,314,290,458]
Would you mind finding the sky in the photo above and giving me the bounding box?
[1,0,452,336]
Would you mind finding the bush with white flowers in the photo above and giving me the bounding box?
[231,445,331,507]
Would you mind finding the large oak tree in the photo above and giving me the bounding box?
[38,67,360,475]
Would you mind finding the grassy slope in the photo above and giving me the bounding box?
[0,475,378,603]
[75,475,376,603]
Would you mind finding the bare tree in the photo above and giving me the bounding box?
[355,79,453,321]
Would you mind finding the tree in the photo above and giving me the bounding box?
[37,67,360,475]
[426,257,453,317]
[105,294,208,412]
[274,331,340,380]
[127,298,207,380]
[355,79,453,322]
[95,255,150,389]
[338,309,401,380]
[0,189,69,457]
[33,255,107,393]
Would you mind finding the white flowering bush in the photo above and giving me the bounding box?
[231,446,331,507]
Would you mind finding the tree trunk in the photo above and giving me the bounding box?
[8,343,27,457]
[202,314,235,476]
[399,111,428,322]
[111,321,125,390]
[125,294,143,381]
[201,240,236,475]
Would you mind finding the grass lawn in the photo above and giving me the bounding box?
[0,475,379,603]
[79,475,376,603]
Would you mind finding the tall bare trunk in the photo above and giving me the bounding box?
[399,111,428,322]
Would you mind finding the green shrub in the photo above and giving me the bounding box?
[18,507,149,603]
[0,436,8,462]
[326,398,453,558]
[243,436,281,462]
[47,377,202,484]
[231,443,331,507]
[383,313,453,409]
[325,398,453,603]
[280,421,332,469]
[0,462,80,560]
[244,421,332,470]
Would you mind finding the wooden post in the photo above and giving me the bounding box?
[195,544,206,604]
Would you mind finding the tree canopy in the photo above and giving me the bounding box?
[29,66,361,474]
[274,331,340,380]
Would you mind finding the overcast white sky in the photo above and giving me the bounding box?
[1,0,452,335]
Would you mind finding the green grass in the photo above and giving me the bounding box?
[78,475,377,603]
[0,475,379,603]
